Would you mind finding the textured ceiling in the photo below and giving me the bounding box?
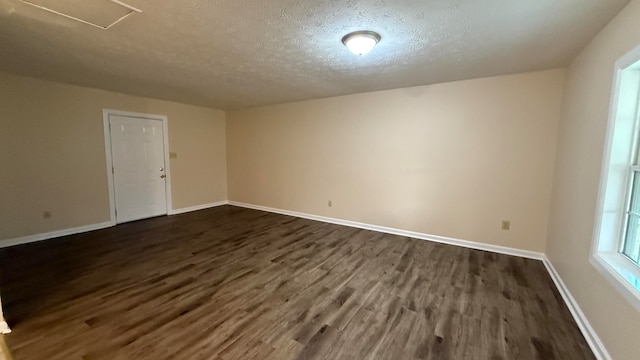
[0,0,631,110]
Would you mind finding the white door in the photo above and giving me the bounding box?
[109,115,168,223]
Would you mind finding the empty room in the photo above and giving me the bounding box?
[1,0,640,359]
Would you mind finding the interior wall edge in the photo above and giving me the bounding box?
[0,201,231,248]
[167,200,229,215]
[227,201,545,260]
[0,221,115,249]
[228,200,608,359]
[542,256,612,360]
[0,200,609,359]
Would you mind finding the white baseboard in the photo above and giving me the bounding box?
[0,200,610,359]
[228,201,610,358]
[542,256,611,360]
[0,201,229,249]
[227,201,544,260]
[169,200,229,215]
[0,220,115,249]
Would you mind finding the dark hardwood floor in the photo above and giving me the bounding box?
[0,205,594,359]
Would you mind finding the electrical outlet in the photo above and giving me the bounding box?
[328,200,332,207]
[501,221,510,230]
[43,211,52,219]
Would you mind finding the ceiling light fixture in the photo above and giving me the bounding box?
[342,31,381,55]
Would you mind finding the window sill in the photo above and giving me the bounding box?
[590,252,640,312]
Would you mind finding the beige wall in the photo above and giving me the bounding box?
[546,1,640,359]
[227,69,565,252]
[0,336,12,360]
[0,72,227,242]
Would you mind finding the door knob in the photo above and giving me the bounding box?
[160,167,164,171]
[160,174,166,178]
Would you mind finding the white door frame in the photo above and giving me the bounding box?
[102,109,173,224]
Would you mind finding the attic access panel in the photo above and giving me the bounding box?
[20,0,141,29]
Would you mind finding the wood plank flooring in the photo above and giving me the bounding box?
[0,206,595,359]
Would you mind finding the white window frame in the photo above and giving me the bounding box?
[591,43,640,313]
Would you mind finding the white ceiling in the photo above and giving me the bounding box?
[0,0,630,110]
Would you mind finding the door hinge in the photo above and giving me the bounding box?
[112,167,115,174]
[115,209,118,216]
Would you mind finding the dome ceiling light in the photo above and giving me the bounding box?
[341,30,381,55]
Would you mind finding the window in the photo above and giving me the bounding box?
[623,168,640,265]
[592,43,640,312]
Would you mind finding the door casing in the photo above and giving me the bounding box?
[102,109,173,224]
